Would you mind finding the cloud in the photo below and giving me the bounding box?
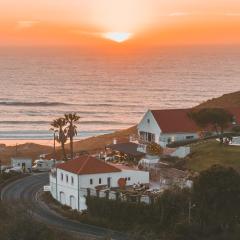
[16,20,39,29]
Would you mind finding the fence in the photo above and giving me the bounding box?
[80,187,155,204]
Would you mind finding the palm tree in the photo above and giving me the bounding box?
[51,118,68,161]
[64,113,80,160]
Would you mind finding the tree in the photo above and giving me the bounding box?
[146,142,163,156]
[64,113,80,160]
[51,118,68,161]
[189,108,233,142]
[192,165,240,232]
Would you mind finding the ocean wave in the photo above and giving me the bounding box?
[80,120,135,126]
[0,129,116,140]
[0,121,50,125]
[0,101,72,107]
[80,103,141,108]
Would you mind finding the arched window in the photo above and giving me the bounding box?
[70,195,76,209]
[59,191,66,205]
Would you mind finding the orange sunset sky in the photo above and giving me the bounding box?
[0,0,240,47]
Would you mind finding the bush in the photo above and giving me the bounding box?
[146,142,163,155]
[0,172,22,184]
[0,201,89,240]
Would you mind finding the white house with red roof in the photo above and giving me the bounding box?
[138,108,240,147]
[138,109,199,147]
[49,156,149,211]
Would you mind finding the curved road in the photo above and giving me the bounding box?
[1,173,128,240]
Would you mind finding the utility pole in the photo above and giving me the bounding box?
[53,131,56,161]
[188,199,196,225]
[15,143,18,157]
[50,128,57,165]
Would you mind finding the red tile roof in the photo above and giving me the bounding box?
[57,156,121,175]
[151,109,199,133]
[151,107,240,133]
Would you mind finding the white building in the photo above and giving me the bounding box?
[138,109,200,147]
[49,156,149,211]
[11,157,32,172]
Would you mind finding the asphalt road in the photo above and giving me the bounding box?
[1,173,128,240]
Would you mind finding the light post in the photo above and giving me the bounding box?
[188,199,196,225]
[50,128,57,165]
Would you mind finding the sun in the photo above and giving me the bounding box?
[102,32,133,43]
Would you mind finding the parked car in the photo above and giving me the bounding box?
[32,159,55,172]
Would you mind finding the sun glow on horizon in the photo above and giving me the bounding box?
[102,32,133,43]
[0,0,240,46]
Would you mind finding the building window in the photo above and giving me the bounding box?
[66,175,68,183]
[140,131,155,142]
[99,178,102,184]
[71,176,74,185]
[147,118,150,124]
[128,177,131,181]
[61,173,63,181]
[147,133,155,142]
[186,136,194,140]
[139,131,146,141]
[90,179,93,185]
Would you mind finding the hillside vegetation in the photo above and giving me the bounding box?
[196,91,240,108]
[185,140,240,172]
[185,91,240,172]
[69,126,137,154]
[0,143,52,165]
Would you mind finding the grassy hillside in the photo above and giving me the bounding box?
[185,140,240,172]
[0,143,53,165]
[69,126,137,154]
[196,91,240,108]
[186,91,240,172]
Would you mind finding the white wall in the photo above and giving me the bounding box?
[50,169,80,210]
[138,110,161,144]
[171,146,191,158]
[11,159,32,170]
[160,133,199,143]
[79,170,149,189]
[50,168,149,212]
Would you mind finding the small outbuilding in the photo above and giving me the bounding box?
[106,142,145,162]
[11,157,32,173]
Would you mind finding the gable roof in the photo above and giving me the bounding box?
[151,109,199,133]
[107,142,145,157]
[57,156,121,175]
[150,107,240,134]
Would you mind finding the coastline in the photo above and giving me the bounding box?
[0,126,136,164]
[0,139,56,147]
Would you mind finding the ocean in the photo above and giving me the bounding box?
[0,45,239,142]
